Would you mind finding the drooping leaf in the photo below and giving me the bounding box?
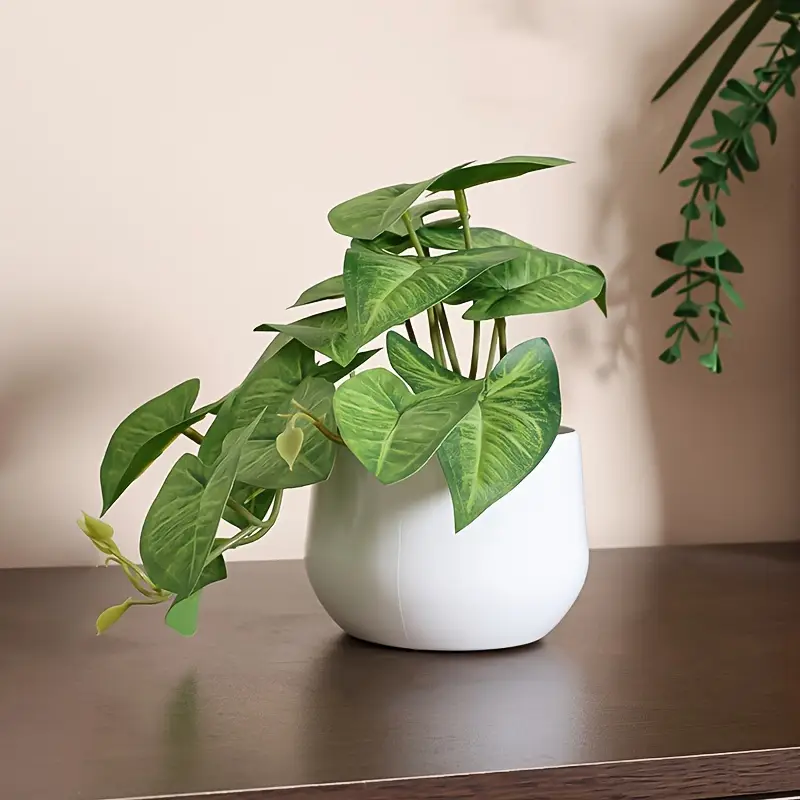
[651,272,685,298]
[313,349,380,383]
[96,599,133,634]
[99,379,223,514]
[333,368,482,484]
[652,0,758,102]
[660,342,682,364]
[386,197,459,236]
[343,245,522,363]
[680,201,701,221]
[235,376,337,489]
[699,346,722,373]
[658,0,777,170]
[275,422,304,470]
[719,274,745,308]
[165,591,202,637]
[690,134,723,149]
[428,156,572,192]
[291,275,344,308]
[389,335,562,531]
[461,250,606,320]
[756,103,778,143]
[712,109,742,139]
[255,307,353,366]
[674,239,727,265]
[140,414,261,597]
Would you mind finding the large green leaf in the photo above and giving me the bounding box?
[385,331,466,392]
[235,375,337,489]
[386,197,459,236]
[652,0,758,102]
[388,334,561,531]
[255,307,353,366]
[658,0,777,170]
[99,379,224,515]
[461,249,606,320]
[419,225,529,251]
[343,245,523,362]
[313,349,380,383]
[140,414,261,597]
[428,156,572,192]
[291,275,344,308]
[333,368,482,484]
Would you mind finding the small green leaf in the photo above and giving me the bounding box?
[256,307,353,366]
[735,142,759,172]
[707,250,743,273]
[78,513,115,544]
[680,201,701,220]
[674,239,727,265]
[651,272,685,298]
[659,343,682,364]
[686,323,701,343]
[711,203,727,227]
[785,74,796,97]
[756,104,778,143]
[674,299,702,318]
[96,599,133,634]
[333,368,482,484]
[313,349,380,383]
[699,347,722,373]
[665,321,684,338]
[726,77,766,102]
[678,177,699,187]
[428,156,572,192]
[690,134,723,149]
[655,242,681,262]
[727,154,745,182]
[291,276,344,308]
[704,151,729,166]
[718,179,731,196]
[275,422,304,471]
[165,592,201,637]
[719,274,745,308]
[707,301,732,324]
[712,109,742,139]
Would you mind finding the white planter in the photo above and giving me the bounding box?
[305,428,589,652]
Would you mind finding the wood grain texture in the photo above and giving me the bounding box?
[1,545,799,800]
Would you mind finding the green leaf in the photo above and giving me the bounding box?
[428,156,572,192]
[78,512,115,544]
[699,346,722,373]
[734,142,759,172]
[726,77,766,101]
[165,592,202,637]
[460,249,606,320]
[711,202,727,227]
[236,376,337,489]
[665,321,684,338]
[390,335,561,531]
[678,176,699,186]
[680,201,701,220]
[652,0,758,102]
[386,197,459,236]
[655,241,681,262]
[222,484,275,528]
[686,323,701,343]
[742,129,759,161]
[727,152,745,182]
[291,275,344,308]
[140,414,261,597]
[343,245,521,362]
[659,0,777,170]
[674,239,727,265]
[256,307,353,366]
[96,599,133,634]
[100,379,222,514]
[313,349,380,383]
[651,272,685,298]
[327,164,469,240]
[756,104,778,143]
[707,301,732,324]
[712,109,742,139]
[674,299,703,318]
[659,342,682,364]
[275,422,304,471]
[351,231,410,255]
[719,273,745,308]
[333,368,482,484]
[785,73,796,97]
[707,250,743,273]
[690,134,723,149]
[418,225,529,251]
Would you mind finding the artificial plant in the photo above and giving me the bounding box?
[80,156,606,636]
[653,0,800,372]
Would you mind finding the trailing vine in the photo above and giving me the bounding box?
[653,3,800,372]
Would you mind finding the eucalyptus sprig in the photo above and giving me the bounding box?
[81,156,606,635]
[653,2,800,371]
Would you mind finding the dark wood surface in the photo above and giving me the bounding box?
[1,544,800,800]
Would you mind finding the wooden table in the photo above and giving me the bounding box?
[1,544,799,800]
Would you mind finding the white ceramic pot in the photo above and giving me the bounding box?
[305,428,589,652]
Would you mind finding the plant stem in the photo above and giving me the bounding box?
[226,497,265,528]
[485,322,499,375]
[404,319,418,344]
[455,188,482,380]
[182,427,204,446]
[210,490,284,557]
[497,318,508,359]
[290,401,345,444]
[402,211,446,365]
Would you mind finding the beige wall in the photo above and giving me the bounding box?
[0,0,797,568]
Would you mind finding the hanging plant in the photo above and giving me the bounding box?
[653,0,800,372]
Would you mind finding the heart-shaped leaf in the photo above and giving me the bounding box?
[140,413,262,597]
[291,275,344,308]
[96,599,133,634]
[386,331,466,392]
[255,307,353,366]
[343,245,523,362]
[428,156,572,192]
[461,249,606,320]
[100,379,224,514]
[165,591,202,637]
[275,422,305,470]
[333,368,482,484]
[388,334,561,531]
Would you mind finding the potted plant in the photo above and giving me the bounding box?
[80,155,606,651]
[652,0,800,372]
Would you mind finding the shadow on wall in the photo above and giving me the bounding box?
[490,0,800,544]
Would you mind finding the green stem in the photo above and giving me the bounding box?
[485,322,499,375]
[455,188,482,380]
[211,490,284,557]
[289,401,345,444]
[402,211,446,365]
[497,318,508,359]
[182,427,204,446]
[226,497,265,528]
